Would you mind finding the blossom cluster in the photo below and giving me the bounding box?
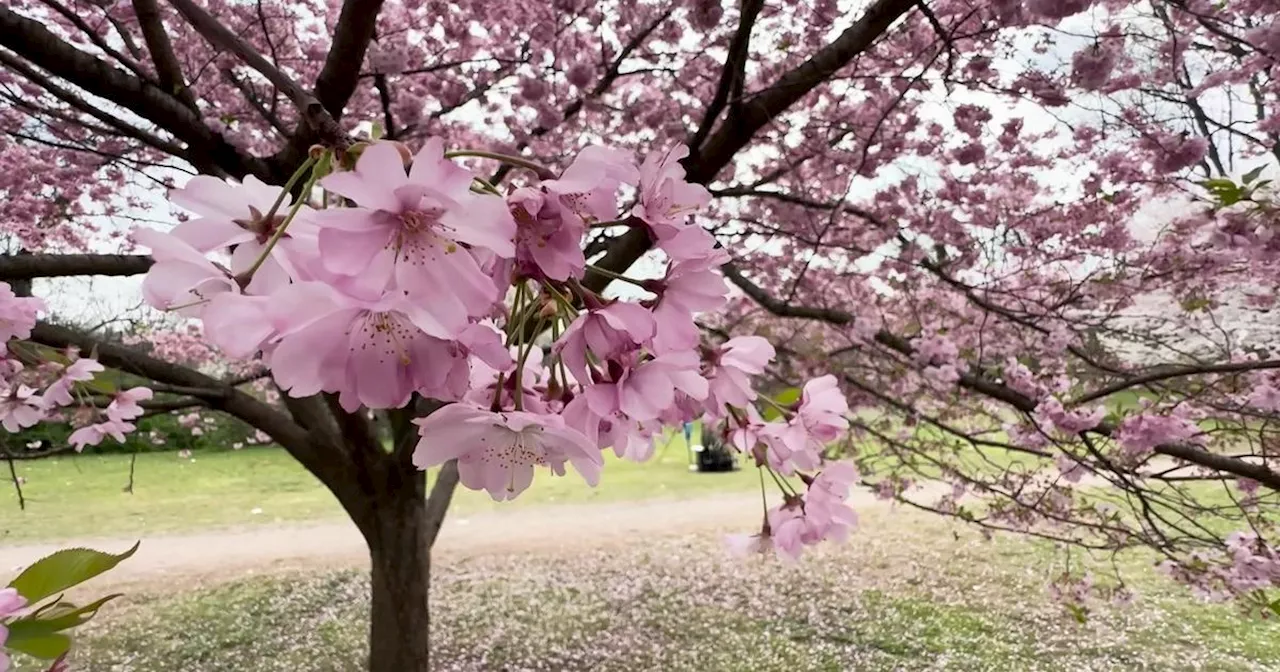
[0,283,150,450]
[134,139,856,559]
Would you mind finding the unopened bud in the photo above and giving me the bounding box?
[308,144,326,160]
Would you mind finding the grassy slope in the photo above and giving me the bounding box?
[0,426,760,544]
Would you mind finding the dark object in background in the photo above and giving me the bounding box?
[693,429,738,473]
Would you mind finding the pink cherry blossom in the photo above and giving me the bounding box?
[1146,132,1209,173]
[540,144,639,224]
[169,174,318,295]
[648,251,731,354]
[1034,397,1105,434]
[106,387,153,423]
[69,418,136,450]
[704,336,775,412]
[0,587,25,671]
[632,144,711,240]
[0,386,43,432]
[41,357,104,407]
[134,227,237,316]
[0,587,26,617]
[316,140,515,324]
[508,187,586,281]
[796,374,850,443]
[1025,0,1094,20]
[587,351,708,422]
[0,283,44,344]
[1114,412,1201,459]
[767,503,809,561]
[554,302,656,384]
[268,282,481,411]
[412,403,603,500]
[1071,43,1117,91]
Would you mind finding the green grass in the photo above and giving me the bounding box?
[51,509,1280,672]
[0,425,758,544]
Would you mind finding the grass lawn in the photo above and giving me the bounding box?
[0,425,760,544]
[52,507,1280,672]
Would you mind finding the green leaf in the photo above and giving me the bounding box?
[1243,165,1267,184]
[761,387,802,421]
[2,626,70,660]
[369,122,385,141]
[1065,603,1088,624]
[8,542,138,604]
[1201,178,1244,206]
[17,594,122,634]
[774,387,802,406]
[1267,597,1280,618]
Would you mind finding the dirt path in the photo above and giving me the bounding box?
[0,492,776,591]
[0,479,959,594]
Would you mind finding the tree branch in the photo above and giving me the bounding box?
[0,6,265,178]
[424,460,458,548]
[1072,360,1280,406]
[314,0,384,118]
[132,0,198,109]
[690,0,765,152]
[0,254,153,281]
[589,0,917,292]
[720,261,1280,490]
[688,0,916,184]
[166,0,348,148]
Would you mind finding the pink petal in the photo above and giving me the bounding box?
[320,142,407,211]
[441,196,517,257]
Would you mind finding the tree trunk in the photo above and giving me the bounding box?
[366,487,432,671]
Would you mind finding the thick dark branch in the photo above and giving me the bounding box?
[721,261,854,324]
[36,0,149,81]
[1073,360,1280,406]
[690,0,765,151]
[167,0,347,148]
[688,0,916,184]
[28,322,315,459]
[591,0,916,292]
[0,53,186,157]
[314,0,384,118]
[424,460,459,548]
[0,254,153,281]
[221,67,291,136]
[132,0,198,109]
[0,6,265,178]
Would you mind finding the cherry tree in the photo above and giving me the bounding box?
[3,0,1280,669]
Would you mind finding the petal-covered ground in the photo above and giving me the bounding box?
[65,508,1280,672]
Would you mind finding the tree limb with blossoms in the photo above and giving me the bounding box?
[8,0,1280,666]
[0,0,941,667]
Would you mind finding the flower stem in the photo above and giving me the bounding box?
[444,150,555,180]
[237,155,319,284]
[584,264,648,288]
